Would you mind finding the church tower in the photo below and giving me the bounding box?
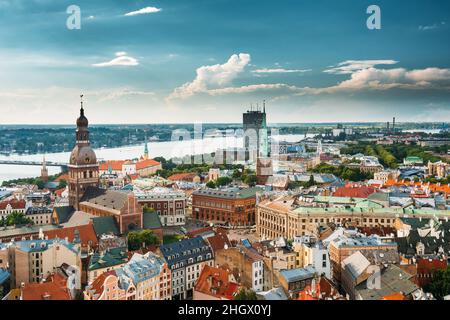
[41,155,48,182]
[143,134,149,160]
[68,95,99,210]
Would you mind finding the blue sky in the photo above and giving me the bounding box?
[0,0,449,124]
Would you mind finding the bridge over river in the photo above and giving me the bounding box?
[0,160,68,170]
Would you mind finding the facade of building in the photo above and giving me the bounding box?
[243,103,268,159]
[428,161,450,178]
[256,195,450,240]
[278,266,316,299]
[158,236,214,300]
[79,187,143,234]
[215,246,265,292]
[99,158,162,178]
[115,252,171,300]
[135,188,186,226]
[374,170,400,183]
[360,161,384,174]
[0,198,27,217]
[328,232,398,282]
[192,188,258,226]
[292,237,331,279]
[25,207,53,225]
[84,270,129,300]
[68,100,100,211]
[2,238,81,288]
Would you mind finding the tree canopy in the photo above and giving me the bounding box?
[233,288,258,300]
[127,229,160,251]
[425,266,450,300]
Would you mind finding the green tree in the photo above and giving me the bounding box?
[216,176,232,187]
[233,288,257,300]
[305,174,315,187]
[232,169,242,179]
[127,230,160,251]
[58,179,67,189]
[206,180,216,188]
[4,211,33,227]
[425,266,450,300]
[244,174,257,187]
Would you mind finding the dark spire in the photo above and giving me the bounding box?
[76,94,89,128]
[263,100,266,113]
[80,94,84,115]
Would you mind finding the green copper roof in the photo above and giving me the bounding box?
[143,212,162,230]
[88,247,128,271]
[291,206,450,217]
[91,216,120,236]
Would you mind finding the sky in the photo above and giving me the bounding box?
[0,0,449,124]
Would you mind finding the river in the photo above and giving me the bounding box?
[0,133,313,183]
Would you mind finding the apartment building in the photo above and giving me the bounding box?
[135,188,186,226]
[158,236,214,300]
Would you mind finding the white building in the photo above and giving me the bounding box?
[293,236,331,279]
[252,259,264,292]
[135,187,186,226]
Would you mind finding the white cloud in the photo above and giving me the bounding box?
[92,52,139,67]
[252,68,311,74]
[97,88,154,102]
[191,66,450,97]
[168,53,251,100]
[418,22,445,31]
[316,67,450,93]
[166,56,450,105]
[208,83,299,95]
[324,60,398,74]
[124,7,162,16]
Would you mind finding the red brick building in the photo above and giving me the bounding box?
[79,186,143,234]
[416,257,447,288]
[192,188,258,226]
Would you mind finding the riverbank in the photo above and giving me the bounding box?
[0,133,312,183]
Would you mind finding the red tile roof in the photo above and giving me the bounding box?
[136,159,161,170]
[54,188,66,197]
[22,273,71,300]
[384,180,450,196]
[43,222,98,249]
[99,160,126,171]
[298,276,341,300]
[87,270,117,299]
[54,173,69,182]
[195,265,240,300]
[206,229,232,253]
[332,185,376,198]
[0,198,26,210]
[167,172,198,182]
[358,226,396,237]
[417,258,447,274]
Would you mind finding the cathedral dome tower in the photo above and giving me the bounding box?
[68,95,99,210]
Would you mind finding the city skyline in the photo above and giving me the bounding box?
[0,0,449,124]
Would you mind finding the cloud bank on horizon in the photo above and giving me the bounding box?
[0,0,449,124]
